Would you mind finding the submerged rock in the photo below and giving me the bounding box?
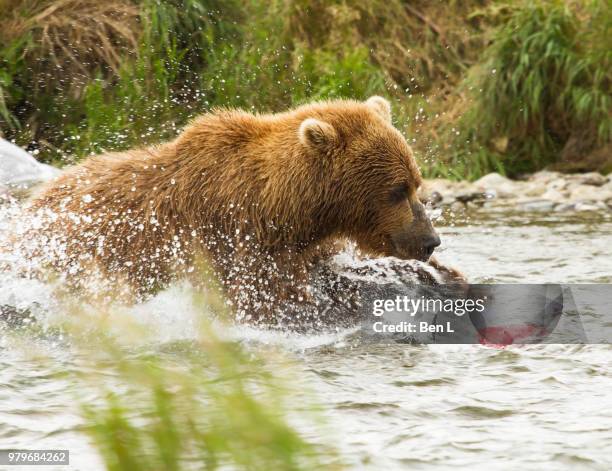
[0,304,38,328]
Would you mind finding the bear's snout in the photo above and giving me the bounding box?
[391,230,441,262]
[389,201,441,261]
[422,233,441,259]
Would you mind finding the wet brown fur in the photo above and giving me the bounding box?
[29,97,437,315]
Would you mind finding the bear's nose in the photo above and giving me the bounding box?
[423,234,441,258]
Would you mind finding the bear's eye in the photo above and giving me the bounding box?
[389,183,409,204]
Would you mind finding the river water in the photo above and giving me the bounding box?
[1,207,611,470]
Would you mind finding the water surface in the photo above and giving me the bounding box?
[1,208,611,470]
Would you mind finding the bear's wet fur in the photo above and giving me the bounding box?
[29,97,444,319]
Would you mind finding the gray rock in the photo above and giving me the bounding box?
[456,191,487,203]
[540,188,566,202]
[467,200,486,210]
[472,172,519,198]
[483,189,497,199]
[523,182,547,197]
[546,178,569,192]
[574,202,600,212]
[473,173,523,198]
[419,179,474,203]
[425,190,443,205]
[570,184,612,202]
[423,173,611,214]
[449,201,465,213]
[0,139,60,192]
[569,172,608,187]
[529,170,563,183]
[0,184,10,203]
[554,203,576,212]
[521,200,554,212]
[440,195,456,207]
[473,172,510,187]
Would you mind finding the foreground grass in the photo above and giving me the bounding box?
[80,336,331,471]
[0,0,610,178]
[5,287,340,471]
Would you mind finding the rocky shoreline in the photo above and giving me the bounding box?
[420,171,612,213]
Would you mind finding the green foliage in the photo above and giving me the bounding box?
[449,0,612,177]
[292,46,386,102]
[0,0,610,178]
[0,29,32,129]
[196,0,387,110]
[61,0,243,158]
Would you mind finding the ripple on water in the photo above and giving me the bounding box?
[390,377,455,387]
[451,405,516,419]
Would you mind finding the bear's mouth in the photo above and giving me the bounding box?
[356,234,431,262]
[388,236,431,262]
[395,248,431,263]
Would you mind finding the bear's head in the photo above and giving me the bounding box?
[298,96,440,262]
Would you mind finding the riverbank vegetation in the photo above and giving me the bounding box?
[0,0,610,178]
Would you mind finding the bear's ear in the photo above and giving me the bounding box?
[366,96,392,123]
[298,118,337,153]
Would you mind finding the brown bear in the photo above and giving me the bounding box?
[26,97,441,318]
